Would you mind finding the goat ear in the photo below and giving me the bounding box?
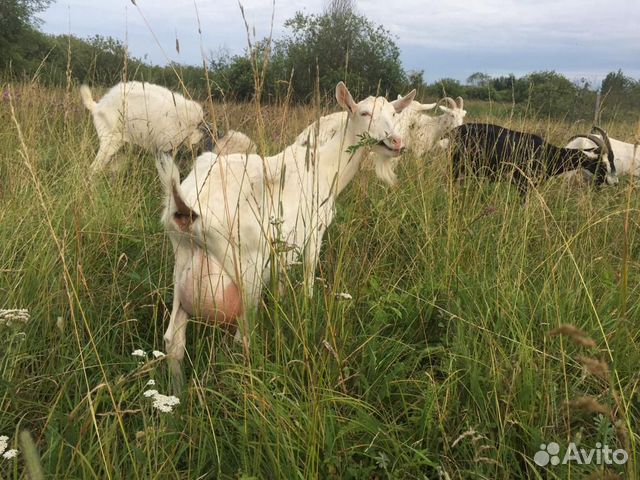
[438,105,452,113]
[391,89,416,113]
[336,82,357,114]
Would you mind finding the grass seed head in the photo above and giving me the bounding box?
[549,324,596,348]
[566,396,611,416]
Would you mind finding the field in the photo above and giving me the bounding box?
[0,82,638,479]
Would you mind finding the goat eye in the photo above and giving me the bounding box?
[360,112,371,117]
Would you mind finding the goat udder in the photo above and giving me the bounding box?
[178,250,242,325]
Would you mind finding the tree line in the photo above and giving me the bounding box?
[2,0,639,122]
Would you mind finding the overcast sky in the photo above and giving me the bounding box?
[40,0,640,85]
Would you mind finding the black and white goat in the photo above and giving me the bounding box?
[449,123,618,194]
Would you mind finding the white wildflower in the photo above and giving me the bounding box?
[151,350,165,358]
[0,435,7,455]
[151,393,180,413]
[155,403,173,413]
[2,449,18,459]
[142,389,180,413]
[131,349,146,357]
[153,393,180,406]
[336,292,352,300]
[0,309,29,327]
[146,379,156,386]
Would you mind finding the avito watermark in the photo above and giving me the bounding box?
[534,442,628,467]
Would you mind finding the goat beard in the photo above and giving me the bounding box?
[373,156,398,187]
[358,150,398,187]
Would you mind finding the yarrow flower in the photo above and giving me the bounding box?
[152,350,165,358]
[146,379,156,386]
[0,309,30,327]
[131,349,146,357]
[2,449,18,459]
[142,388,180,413]
[151,393,180,413]
[0,435,18,460]
[336,292,353,300]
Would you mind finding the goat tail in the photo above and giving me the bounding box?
[79,85,97,112]
[155,151,180,198]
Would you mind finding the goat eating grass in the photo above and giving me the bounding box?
[81,81,207,174]
[155,82,416,386]
[565,125,638,178]
[448,123,618,196]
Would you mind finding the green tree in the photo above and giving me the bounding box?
[601,69,636,97]
[273,0,407,101]
[466,72,491,87]
[600,70,640,120]
[425,77,464,98]
[0,0,53,72]
[520,71,579,117]
[209,40,276,102]
[405,70,425,94]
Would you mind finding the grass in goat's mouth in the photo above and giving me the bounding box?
[378,139,396,151]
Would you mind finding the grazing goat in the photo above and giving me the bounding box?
[565,126,639,177]
[156,82,416,383]
[296,95,464,155]
[449,123,618,195]
[402,96,467,156]
[81,82,207,173]
[295,95,463,182]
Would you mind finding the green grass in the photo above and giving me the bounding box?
[0,82,638,479]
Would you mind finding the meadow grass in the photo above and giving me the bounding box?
[0,82,638,479]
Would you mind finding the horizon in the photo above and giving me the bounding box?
[39,0,640,86]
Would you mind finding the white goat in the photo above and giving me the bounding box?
[296,95,465,159]
[565,126,640,177]
[295,96,437,181]
[81,81,206,173]
[295,97,436,149]
[407,96,466,155]
[156,82,416,382]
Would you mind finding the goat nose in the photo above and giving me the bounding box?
[390,136,402,150]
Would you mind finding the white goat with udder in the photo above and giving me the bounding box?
[155,82,416,383]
